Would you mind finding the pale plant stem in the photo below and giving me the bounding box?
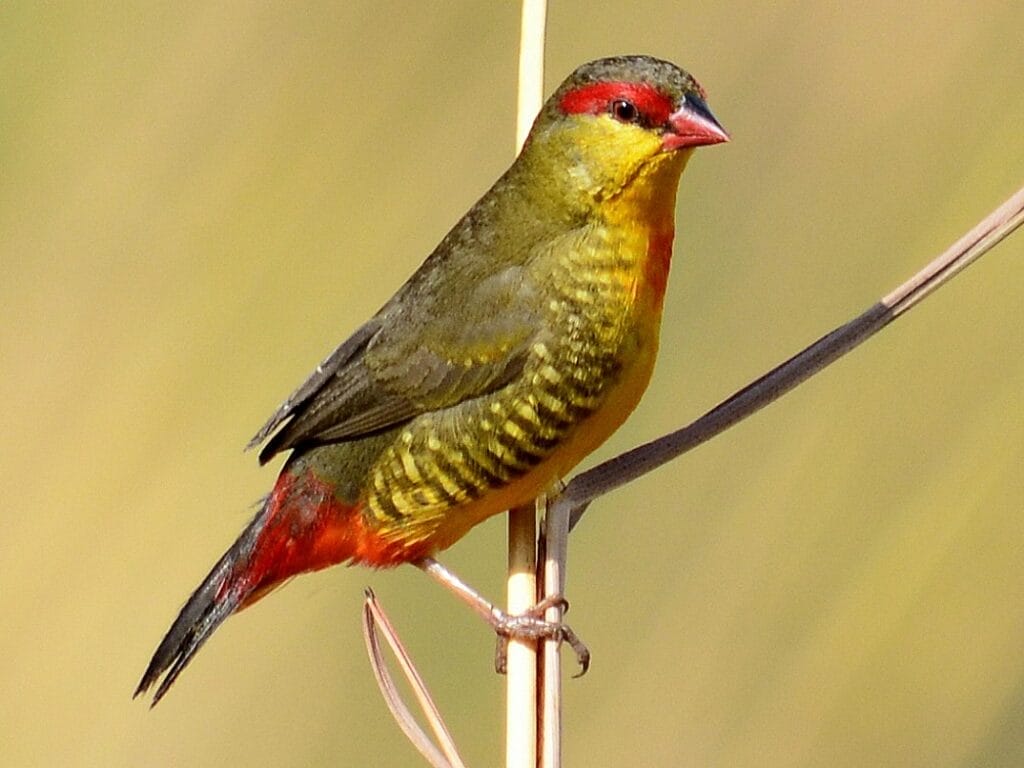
[539,494,569,768]
[506,503,538,768]
[516,0,547,152]
[507,2,548,768]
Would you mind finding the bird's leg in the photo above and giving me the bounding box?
[416,557,590,675]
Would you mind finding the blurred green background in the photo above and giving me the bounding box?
[2,2,1022,766]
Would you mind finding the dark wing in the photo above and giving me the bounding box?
[249,263,545,464]
[246,318,382,453]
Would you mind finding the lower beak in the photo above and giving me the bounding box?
[662,94,730,150]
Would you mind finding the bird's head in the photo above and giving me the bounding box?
[521,55,728,215]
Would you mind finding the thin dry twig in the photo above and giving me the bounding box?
[362,589,467,768]
[557,184,1024,531]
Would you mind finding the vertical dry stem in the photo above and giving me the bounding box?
[506,502,538,768]
[539,495,569,768]
[507,4,547,767]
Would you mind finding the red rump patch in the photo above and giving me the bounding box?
[559,81,675,125]
[231,467,415,609]
[228,470,356,607]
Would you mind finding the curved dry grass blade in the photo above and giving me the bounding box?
[559,184,1024,531]
[362,589,466,768]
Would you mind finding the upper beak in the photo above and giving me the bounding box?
[662,94,729,150]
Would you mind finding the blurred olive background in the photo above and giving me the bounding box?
[3,2,1023,766]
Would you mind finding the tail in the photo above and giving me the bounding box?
[134,468,366,705]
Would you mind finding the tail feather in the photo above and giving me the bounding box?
[136,466,373,705]
[134,499,272,706]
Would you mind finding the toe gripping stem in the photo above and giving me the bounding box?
[417,558,590,676]
[488,595,590,677]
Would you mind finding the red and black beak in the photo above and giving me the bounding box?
[662,94,729,150]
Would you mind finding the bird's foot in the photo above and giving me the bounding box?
[489,595,590,677]
[417,558,590,676]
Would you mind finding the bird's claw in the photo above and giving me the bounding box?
[490,595,590,677]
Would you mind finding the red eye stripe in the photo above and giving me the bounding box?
[559,82,675,125]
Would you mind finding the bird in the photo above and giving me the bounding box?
[135,54,728,705]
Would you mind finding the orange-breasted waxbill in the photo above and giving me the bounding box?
[136,55,728,704]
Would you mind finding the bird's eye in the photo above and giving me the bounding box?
[610,99,639,123]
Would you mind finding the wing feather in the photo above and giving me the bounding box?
[250,263,544,463]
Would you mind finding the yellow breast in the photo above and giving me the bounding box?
[363,147,692,553]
